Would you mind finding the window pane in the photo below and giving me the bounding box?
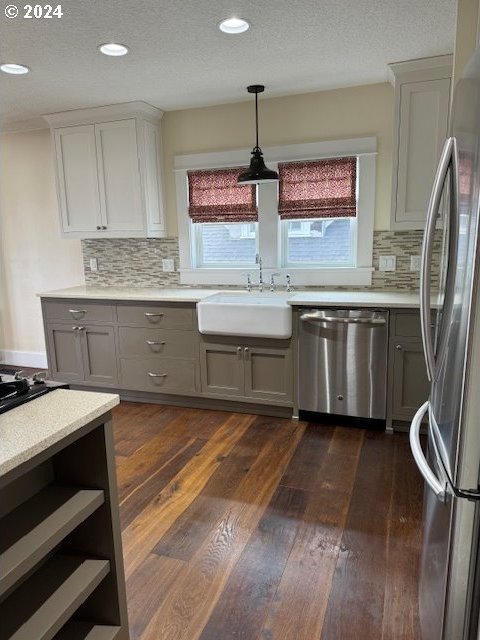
[198,222,257,266]
[286,218,354,265]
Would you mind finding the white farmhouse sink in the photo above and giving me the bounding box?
[197,292,292,339]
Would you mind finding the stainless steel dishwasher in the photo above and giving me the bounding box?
[298,308,389,420]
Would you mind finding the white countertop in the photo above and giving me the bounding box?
[38,285,221,303]
[287,290,421,308]
[0,389,119,477]
[38,285,421,308]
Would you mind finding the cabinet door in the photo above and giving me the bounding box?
[53,125,101,233]
[79,325,118,386]
[244,346,293,403]
[393,78,450,229]
[95,120,144,233]
[46,324,84,382]
[200,343,244,397]
[390,340,430,420]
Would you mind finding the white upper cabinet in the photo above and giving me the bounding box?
[54,125,101,233]
[389,56,452,230]
[44,102,167,239]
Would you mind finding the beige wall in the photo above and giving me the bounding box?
[162,82,394,234]
[453,0,479,85]
[0,129,84,362]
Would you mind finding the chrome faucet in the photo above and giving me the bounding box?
[286,274,292,292]
[270,272,281,292]
[242,272,252,292]
[255,254,264,292]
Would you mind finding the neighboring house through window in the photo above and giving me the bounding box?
[175,138,376,286]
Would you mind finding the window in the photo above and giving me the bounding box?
[283,218,355,265]
[278,157,357,267]
[175,138,376,286]
[187,167,258,267]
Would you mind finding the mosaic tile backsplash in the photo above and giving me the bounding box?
[82,230,441,291]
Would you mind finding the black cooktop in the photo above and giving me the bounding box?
[0,371,69,415]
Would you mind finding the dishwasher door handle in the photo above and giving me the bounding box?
[300,313,386,325]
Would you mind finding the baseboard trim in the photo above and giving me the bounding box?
[0,349,48,369]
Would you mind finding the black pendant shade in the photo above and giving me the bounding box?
[238,85,279,184]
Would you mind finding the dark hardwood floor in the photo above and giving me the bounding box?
[112,401,423,640]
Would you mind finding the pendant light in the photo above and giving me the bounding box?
[238,85,279,184]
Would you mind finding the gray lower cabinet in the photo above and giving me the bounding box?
[200,343,245,397]
[244,345,293,402]
[46,324,84,382]
[46,323,118,386]
[390,340,430,420]
[200,340,293,404]
[388,310,430,423]
[80,326,118,386]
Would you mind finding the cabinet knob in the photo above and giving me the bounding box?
[395,344,403,350]
[236,346,242,358]
[96,225,101,230]
[244,347,249,358]
[102,225,107,230]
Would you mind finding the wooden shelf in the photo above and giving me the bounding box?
[0,554,110,640]
[54,621,121,640]
[0,485,104,597]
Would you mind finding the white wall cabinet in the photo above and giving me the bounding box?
[45,102,166,239]
[389,56,452,230]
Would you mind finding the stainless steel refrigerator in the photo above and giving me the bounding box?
[410,47,480,639]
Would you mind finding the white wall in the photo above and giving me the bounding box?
[0,129,84,367]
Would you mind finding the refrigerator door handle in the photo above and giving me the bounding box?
[409,401,447,501]
[420,136,456,382]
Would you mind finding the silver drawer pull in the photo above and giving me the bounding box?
[144,312,164,317]
[147,372,167,378]
[300,313,386,325]
[69,309,87,315]
[146,340,166,346]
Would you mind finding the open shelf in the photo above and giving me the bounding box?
[0,485,104,597]
[54,621,121,640]
[0,554,110,640]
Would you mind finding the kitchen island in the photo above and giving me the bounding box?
[0,389,129,639]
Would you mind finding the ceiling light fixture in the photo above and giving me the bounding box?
[99,43,129,57]
[219,17,249,34]
[0,63,30,75]
[238,85,279,184]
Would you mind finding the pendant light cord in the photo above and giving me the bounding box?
[255,91,259,150]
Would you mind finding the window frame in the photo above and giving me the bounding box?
[175,137,376,286]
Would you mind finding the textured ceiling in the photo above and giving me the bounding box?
[0,0,456,129]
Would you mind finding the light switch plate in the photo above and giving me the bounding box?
[162,258,175,272]
[410,255,421,271]
[89,258,98,272]
[379,255,396,272]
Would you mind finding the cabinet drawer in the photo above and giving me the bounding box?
[392,312,422,338]
[116,304,194,329]
[44,301,114,324]
[120,358,196,394]
[118,326,197,359]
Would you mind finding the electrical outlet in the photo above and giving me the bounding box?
[162,258,175,272]
[410,255,421,271]
[379,255,396,272]
[89,258,98,272]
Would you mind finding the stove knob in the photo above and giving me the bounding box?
[33,372,47,384]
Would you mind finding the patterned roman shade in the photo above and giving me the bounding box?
[278,157,357,219]
[187,167,257,223]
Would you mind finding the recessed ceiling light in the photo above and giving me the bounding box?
[219,17,250,34]
[0,63,30,75]
[99,43,129,57]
